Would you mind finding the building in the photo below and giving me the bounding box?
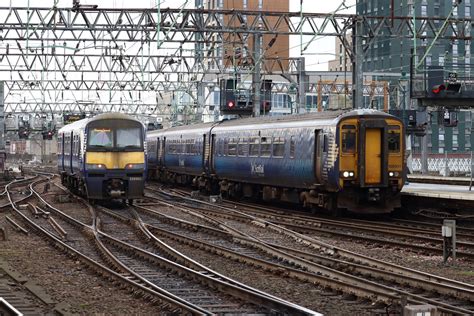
[357,0,474,155]
[357,0,472,75]
[206,0,289,72]
[204,0,291,117]
[328,33,353,72]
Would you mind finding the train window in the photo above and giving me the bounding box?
[273,137,285,157]
[249,137,260,157]
[89,128,113,148]
[148,142,156,155]
[184,140,194,155]
[168,141,176,154]
[237,137,248,156]
[323,135,329,152]
[341,125,356,154]
[228,138,237,156]
[290,137,295,158]
[216,139,222,156]
[261,137,271,157]
[223,138,229,156]
[388,125,401,153]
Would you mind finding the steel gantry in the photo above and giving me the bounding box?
[0,5,471,115]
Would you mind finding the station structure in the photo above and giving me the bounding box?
[0,0,472,176]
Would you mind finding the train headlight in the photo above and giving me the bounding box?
[125,163,145,170]
[86,163,107,170]
[342,171,356,178]
[389,171,399,177]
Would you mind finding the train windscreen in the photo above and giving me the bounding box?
[87,119,143,151]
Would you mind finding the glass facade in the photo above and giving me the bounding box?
[358,0,474,154]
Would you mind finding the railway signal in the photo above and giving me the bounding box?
[432,84,446,95]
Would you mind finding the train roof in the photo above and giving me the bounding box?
[146,109,400,137]
[58,112,141,134]
[147,121,216,138]
[215,109,398,130]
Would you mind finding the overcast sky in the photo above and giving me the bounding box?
[6,0,357,70]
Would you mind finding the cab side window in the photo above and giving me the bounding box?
[388,125,401,153]
[341,125,356,153]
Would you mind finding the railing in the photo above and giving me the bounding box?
[411,153,473,176]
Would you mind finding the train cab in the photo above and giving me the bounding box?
[336,112,405,212]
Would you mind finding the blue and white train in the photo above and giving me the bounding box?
[57,113,146,203]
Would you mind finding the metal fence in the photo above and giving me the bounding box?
[411,153,473,176]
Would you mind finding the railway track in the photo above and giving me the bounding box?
[163,187,474,259]
[144,186,474,315]
[0,177,65,316]
[5,176,316,315]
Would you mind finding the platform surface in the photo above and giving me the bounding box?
[408,174,471,182]
[402,182,474,200]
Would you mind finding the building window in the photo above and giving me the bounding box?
[466,6,471,17]
[421,5,427,16]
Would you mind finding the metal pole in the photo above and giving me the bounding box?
[195,0,204,120]
[252,29,262,117]
[297,57,306,114]
[352,19,364,109]
[470,150,473,191]
[445,150,448,177]
[470,111,473,191]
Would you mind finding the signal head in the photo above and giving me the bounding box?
[432,84,446,94]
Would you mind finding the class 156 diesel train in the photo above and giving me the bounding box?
[146,110,405,214]
[57,113,146,203]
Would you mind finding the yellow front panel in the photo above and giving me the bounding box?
[86,152,145,169]
[365,128,382,184]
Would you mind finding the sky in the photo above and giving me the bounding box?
[7,0,357,70]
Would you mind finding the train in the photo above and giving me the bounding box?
[146,109,406,214]
[57,113,146,203]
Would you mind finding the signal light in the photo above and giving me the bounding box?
[432,84,446,94]
[227,101,235,108]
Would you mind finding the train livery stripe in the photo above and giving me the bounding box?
[86,152,145,169]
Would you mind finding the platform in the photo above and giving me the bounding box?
[402,182,474,201]
[408,174,472,185]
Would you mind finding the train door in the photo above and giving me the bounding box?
[70,131,74,174]
[61,133,65,172]
[161,137,166,167]
[156,137,160,166]
[364,128,382,184]
[314,130,322,183]
[202,134,207,171]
